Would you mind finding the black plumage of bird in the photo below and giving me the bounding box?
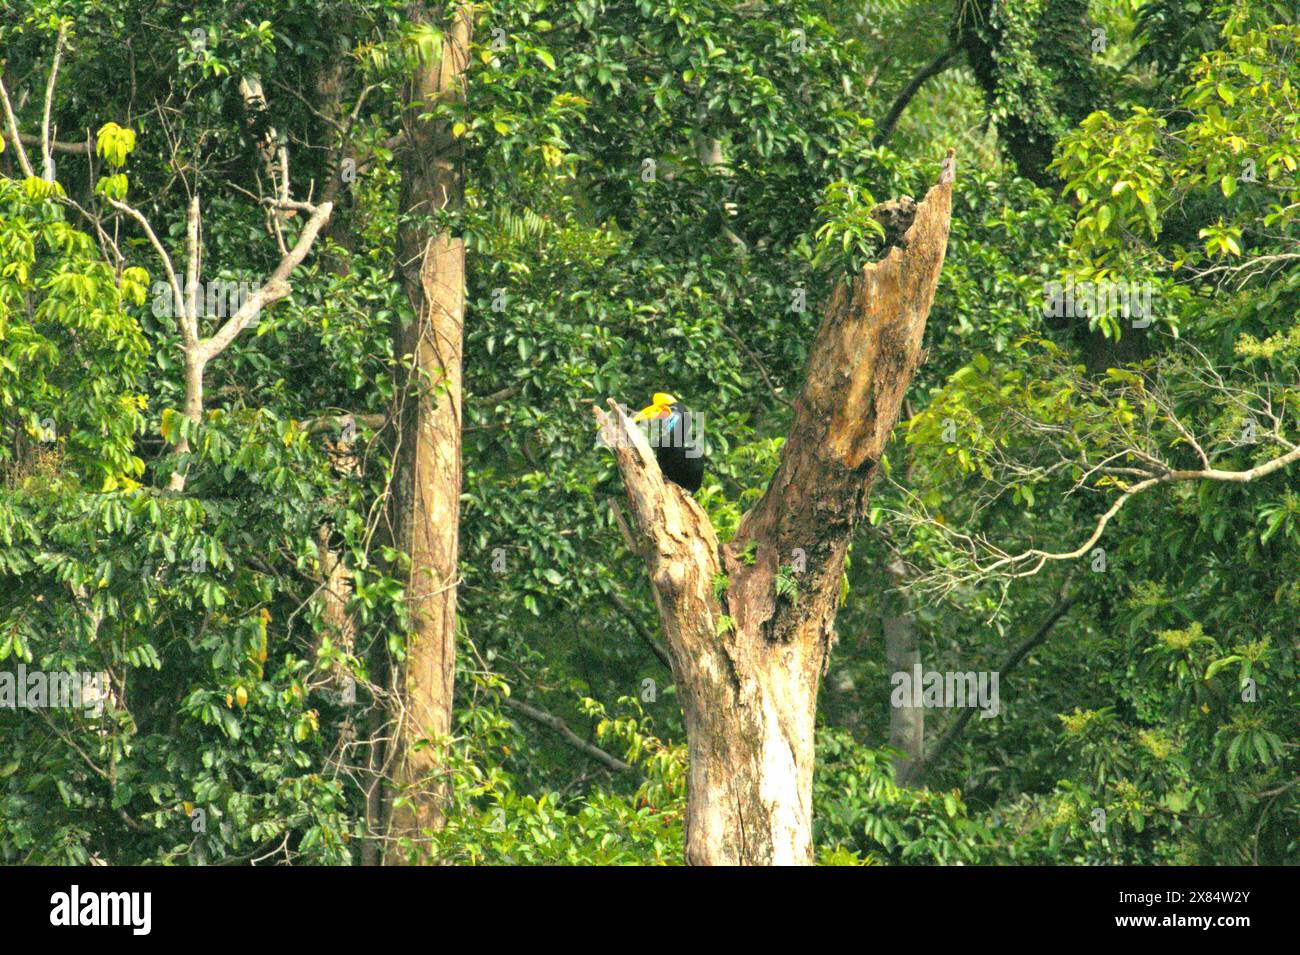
[633,392,705,492]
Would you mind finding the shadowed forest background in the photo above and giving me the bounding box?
[1,0,1297,865]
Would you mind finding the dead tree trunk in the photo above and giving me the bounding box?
[385,3,472,859]
[594,152,955,865]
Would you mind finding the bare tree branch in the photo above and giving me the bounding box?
[938,442,1300,586]
[887,337,1300,597]
[0,74,36,178]
[874,46,959,147]
[40,22,69,180]
[196,200,333,362]
[911,581,1077,783]
[5,129,91,155]
[606,584,673,671]
[502,697,633,774]
[105,197,189,343]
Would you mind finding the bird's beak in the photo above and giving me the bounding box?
[632,403,658,421]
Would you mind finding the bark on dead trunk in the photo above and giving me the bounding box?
[384,4,472,860]
[595,152,956,865]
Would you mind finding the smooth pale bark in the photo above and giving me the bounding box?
[596,152,955,865]
[883,557,923,787]
[384,4,472,860]
[170,351,206,491]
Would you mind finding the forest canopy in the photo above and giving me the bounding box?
[0,0,1296,867]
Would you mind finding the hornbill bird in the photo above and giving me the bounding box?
[632,392,705,492]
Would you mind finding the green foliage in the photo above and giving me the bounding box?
[0,180,148,490]
[812,181,886,273]
[428,692,685,865]
[3,0,1298,867]
[814,729,992,864]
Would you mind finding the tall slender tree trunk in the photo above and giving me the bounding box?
[883,558,923,787]
[384,3,473,861]
[596,153,956,865]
